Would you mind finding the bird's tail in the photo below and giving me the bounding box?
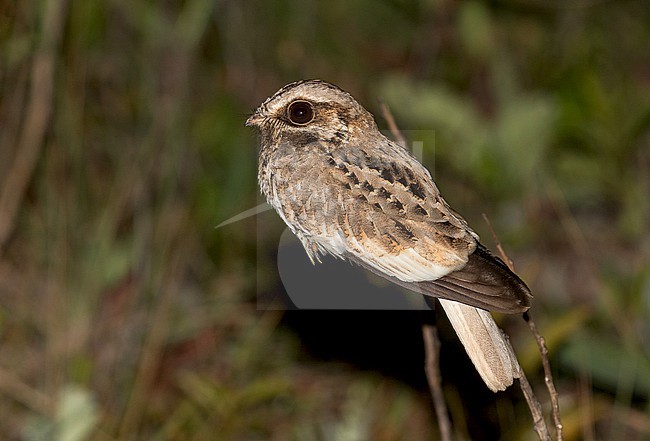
[439,299,520,392]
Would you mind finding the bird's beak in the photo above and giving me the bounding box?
[245,111,263,127]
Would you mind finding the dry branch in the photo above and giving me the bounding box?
[381,100,562,440]
[422,323,453,441]
[483,213,563,441]
[0,0,69,253]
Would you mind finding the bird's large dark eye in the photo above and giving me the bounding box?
[287,100,314,125]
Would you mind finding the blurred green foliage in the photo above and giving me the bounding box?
[0,0,649,439]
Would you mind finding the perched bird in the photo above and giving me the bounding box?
[246,79,532,391]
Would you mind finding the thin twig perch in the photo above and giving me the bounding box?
[380,100,561,440]
[524,312,564,441]
[505,335,551,440]
[482,213,563,441]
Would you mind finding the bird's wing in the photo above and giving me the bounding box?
[275,142,531,313]
[324,143,476,270]
[356,243,531,313]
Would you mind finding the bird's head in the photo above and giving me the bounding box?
[246,80,377,147]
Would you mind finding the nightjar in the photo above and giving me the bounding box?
[247,79,532,391]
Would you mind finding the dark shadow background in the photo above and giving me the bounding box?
[1,1,649,439]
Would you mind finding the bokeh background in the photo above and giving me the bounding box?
[1,0,649,439]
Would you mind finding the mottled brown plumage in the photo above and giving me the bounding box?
[247,79,532,314]
[247,80,534,391]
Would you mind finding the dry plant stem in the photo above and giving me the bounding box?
[378,99,408,149]
[379,102,553,439]
[422,324,453,441]
[0,0,69,253]
[524,312,564,441]
[505,339,551,441]
[579,373,596,441]
[0,366,53,416]
[482,213,563,441]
